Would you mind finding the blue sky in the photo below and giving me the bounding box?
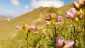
[0,0,75,18]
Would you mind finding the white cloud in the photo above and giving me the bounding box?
[0,0,64,18]
[11,0,20,6]
[31,0,64,8]
[0,8,23,18]
[24,5,30,9]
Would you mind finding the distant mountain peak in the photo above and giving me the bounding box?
[0,16,11,23]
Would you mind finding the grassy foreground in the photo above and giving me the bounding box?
[0,2,85,48]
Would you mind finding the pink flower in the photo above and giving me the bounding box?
[65,40,74,48]
[69,8,78,17]
[66,8,78,19]
[16,26,21,30]
[66,11,74,19]
[73,2,79,8]
[49,13,56,19]
[29,24,36,30]
[46,13,56,21]
[57,16,62,22]
[56,36,64,48]
[66,8,83,19]
[69,8,76,14]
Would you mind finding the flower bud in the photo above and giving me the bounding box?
[56,16,62,22]
[64,40,74,48]
[16,26,21,30]
[29,24,36,30]
[73,2,80,9]
[56,36,64,48]
[49,13,56,19]
[69,8,76,14]
[66,11,74,19]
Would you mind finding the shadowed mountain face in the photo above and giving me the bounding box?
[0,3,72,40]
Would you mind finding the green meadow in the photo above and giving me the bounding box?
[0,1,85,48]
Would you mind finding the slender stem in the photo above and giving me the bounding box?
[83,8,85,48]
[83,20,85,48]
[26,32,29,48]
[53,24,57,48]
[73,25,76,48]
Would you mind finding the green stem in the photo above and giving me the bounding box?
[83,20,85,48]
[73,25,76,48]
[26,32,29,48]
[80,10,85,47]
[53,24,57,48]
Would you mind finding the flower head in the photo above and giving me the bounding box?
[16,26,21,30]
[69,8,76,14]
[29,24,36,30]
[73,2,80,9]
[64,40,74,48]
[49,13,56,19]
[56,16,62,22]
[56,36,64,48]
[66,11,74,19]
[66,7,83,20]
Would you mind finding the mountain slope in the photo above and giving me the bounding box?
[0,3,74,48]
[0,3,73,40]
[0,16,10,23]
[59,3,73,12]
[0,7,57,40]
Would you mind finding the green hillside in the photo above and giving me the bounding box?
[0,7,58,40]
[0,3,73,48]
[0,3,73,39]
